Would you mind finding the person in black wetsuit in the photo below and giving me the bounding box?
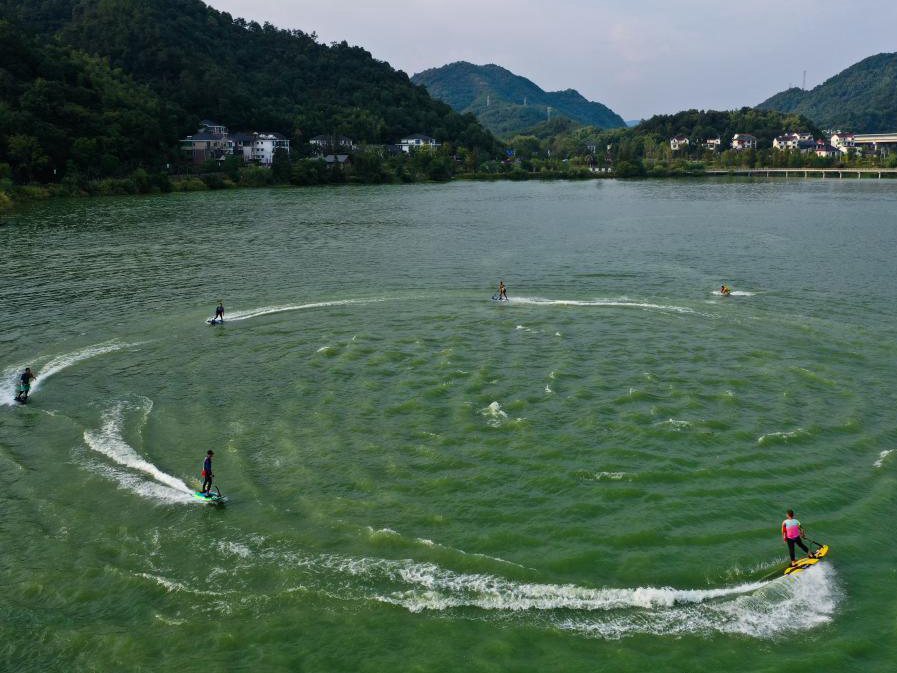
[14,367,35,403]
[214,301,224,323]
[201,450,214,494]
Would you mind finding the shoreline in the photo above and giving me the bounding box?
[3,167,896,215]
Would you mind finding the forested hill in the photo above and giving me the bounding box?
[0,0,498,184]
[412,62,625,137]
[758,52,897,132]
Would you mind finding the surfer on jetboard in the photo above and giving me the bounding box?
[496,281,508,302]
[782,509,813,566]
[214,300,224,323]
[13,367,36,404]
[201,450,214,495]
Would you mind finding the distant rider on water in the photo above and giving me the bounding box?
[214,300,224,322]
[201,450,214,495]
[498,281,508,301]
[14,367,36,403]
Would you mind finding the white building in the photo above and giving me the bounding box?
[670,135,689,151]
[249,133,290,165]
[773,133,799,151]
[731,133,758,150]
[830,132,856,154]
[703,137,721,151]
[398,134,440,153]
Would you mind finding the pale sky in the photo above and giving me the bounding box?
[208,1,897,120]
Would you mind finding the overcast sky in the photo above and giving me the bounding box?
[208,1,897,120]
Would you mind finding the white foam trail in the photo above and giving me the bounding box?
[757,428,806,445]
[206,298,385,323]
[874,449,893,468]
[713,290,755,297]
[135,572,224,597]
[173,535,838,639]
[83,400,194,503]
[662,418,691,430]
[480,401,508,427]
[2,340,137,405]
[581,471,627,481]
[358,556,838,639]
[511,296,701,316]
[557,564,838,639]
[364,526,530,570]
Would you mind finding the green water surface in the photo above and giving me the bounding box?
[1,180,896,672]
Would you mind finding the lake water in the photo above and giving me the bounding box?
[2,180,896,672]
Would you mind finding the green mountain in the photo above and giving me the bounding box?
[412,62,625,137]
[0,0,498,185]
[758,52,897,132]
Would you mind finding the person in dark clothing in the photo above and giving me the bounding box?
[14,367,36,403]
[214,301,224,322]
[201,450,214,494]
[498,281,508,301]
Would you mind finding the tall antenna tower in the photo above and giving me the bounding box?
[802,70,807,90]
[547,106,552,121]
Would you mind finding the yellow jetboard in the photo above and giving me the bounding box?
[783,544,829,576]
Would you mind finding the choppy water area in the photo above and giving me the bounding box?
[2,180,896,672]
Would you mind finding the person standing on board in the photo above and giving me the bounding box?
[782,509,813,566]
[498,281,508,302]
[14,367,36,403]
[214,300,224,323]
[201,450,214,495]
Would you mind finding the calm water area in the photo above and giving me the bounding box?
[1,179,896,672]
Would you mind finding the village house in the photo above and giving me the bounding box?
[181,122,290,166]
[730,133,758,151]
[309,135,357,153]
[250,133,290,166]
[181,121,233,164]
[230,132,256,163]
[322,154,352,167]
[772,133,799,151]
[397,134,440,153]
[703,137,721,151]
[670,135,689,151]
[830,132,857,154]
[814,141,841,158]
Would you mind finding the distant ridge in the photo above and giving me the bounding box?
[758,52,897,132]
[412,62,625,137]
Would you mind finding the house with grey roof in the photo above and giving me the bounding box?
[397,134,440,153]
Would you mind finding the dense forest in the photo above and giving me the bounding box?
[412,62,625,138]
[759,52,897,132]
[0,0,500,197]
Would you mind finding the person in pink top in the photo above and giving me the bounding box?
[782,509,813,566]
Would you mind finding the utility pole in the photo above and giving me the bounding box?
[487,95,491,107]
[802,70,807,90]
[523,96,527,106]
[547,106,552,121]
